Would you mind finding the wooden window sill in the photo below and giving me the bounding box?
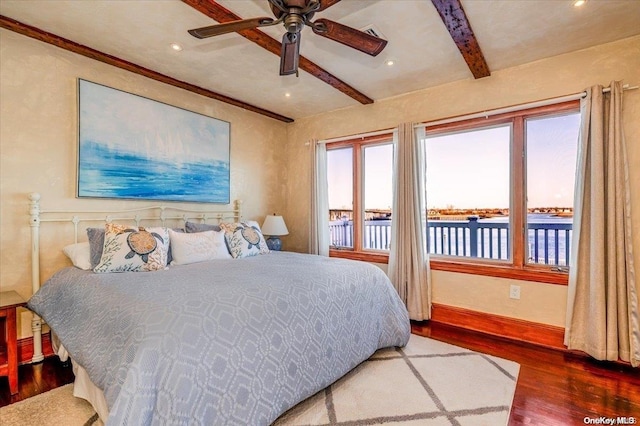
[328,250,568,285]
[429,259,568,285]
[329,249,390,264]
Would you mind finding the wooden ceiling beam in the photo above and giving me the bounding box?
[431,0,490,79]
[182,0,374,105]
[0,15,294,123]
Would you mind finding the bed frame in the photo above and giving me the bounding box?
[28,192,242,363]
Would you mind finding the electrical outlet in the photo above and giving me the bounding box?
[509,285,521,300]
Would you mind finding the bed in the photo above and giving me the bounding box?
[26,193,411,425]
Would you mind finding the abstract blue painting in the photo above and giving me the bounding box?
[77,79,230,203]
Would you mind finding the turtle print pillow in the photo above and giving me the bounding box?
[94,223,170,273]
[219,222,270,259]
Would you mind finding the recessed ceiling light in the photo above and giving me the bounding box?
[573,0,586,6]
[285,93,291,98]
[170,43,183,51]
[385,59,395,66]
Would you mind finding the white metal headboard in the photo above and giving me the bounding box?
[28,192,242,363]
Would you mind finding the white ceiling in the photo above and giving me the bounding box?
[1,0,639,121]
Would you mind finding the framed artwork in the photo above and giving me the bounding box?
[77,79,230,203]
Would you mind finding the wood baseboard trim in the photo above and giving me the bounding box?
[18,332,55,365]
[429,303,566,351]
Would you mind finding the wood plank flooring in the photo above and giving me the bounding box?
[1,321,638,425]
[412,321,640,425]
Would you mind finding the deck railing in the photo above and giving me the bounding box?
[329,217,572,266]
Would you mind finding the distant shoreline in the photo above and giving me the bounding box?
[330,208,573,222]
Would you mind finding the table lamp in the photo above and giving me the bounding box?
[262,214,289,251]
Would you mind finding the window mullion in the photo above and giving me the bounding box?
[512,116,526,268]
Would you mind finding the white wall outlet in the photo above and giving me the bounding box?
[509,285,521,300]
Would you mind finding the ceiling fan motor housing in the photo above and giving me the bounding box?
[284,12,306,33]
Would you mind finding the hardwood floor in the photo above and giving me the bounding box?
[0,356,73,407]
[1,322,638,425]
[412,321,640,425]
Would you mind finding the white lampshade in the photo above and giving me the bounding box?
[262,215,289,236]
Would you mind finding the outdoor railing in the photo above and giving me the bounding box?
[329,217,572,266]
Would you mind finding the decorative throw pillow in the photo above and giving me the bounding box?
[168,229,231,265]
[219,222,270,259]
[62,242,92,270]
[94,224,170,273]
[87,227,105,269]
[184,221,221,233]
[90,226,182,266]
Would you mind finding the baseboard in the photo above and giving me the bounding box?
[18,332,55,365]
[430,303,566,351]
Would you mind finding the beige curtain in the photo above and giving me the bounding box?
[564,81,639,367]
[388,123,431,320]
[309,139,330,256]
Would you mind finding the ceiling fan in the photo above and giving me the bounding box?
[187,0,388,76]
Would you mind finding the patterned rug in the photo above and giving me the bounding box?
[0,335,519,425]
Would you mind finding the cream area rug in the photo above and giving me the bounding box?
[0,335,519,426]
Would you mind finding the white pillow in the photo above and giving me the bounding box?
[62,242,92,270]
[168,229,231,265]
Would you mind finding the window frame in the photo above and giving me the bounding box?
[327,100,580,285]
[327,133,394,263]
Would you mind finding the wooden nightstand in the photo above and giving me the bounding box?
[0,291,26,395]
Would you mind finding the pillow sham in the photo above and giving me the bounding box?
[219,222,270,259]
[168,229,231,265]
[184,221,221,233]
[89,226,182,267]
[94,224,170,273]
[62,242,92,270]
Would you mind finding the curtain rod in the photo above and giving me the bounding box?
[315,83,637,144]
[416,84,638,130]
[317,128,395,145]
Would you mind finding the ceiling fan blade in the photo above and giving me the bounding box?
[188,17,274,39]
[318,0,341,11]
[312,18,387,56]
[280,32,301,76]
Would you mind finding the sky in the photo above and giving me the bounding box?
[328,112,580,210]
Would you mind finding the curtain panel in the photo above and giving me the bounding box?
[309,139,330,256]
[564,81,639,367]
[388,123,431,320]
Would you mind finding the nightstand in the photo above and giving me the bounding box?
[0,291,26,395]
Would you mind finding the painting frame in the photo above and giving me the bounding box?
[77,79,230,204]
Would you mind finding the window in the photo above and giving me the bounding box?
[424,101,580,284]
[425,125,511,260]
[327,147,353,248]
[525,113,580,267]
[327,134,393,262]
[323,101,580,283]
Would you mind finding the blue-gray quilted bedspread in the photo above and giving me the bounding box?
[28,252,410,425]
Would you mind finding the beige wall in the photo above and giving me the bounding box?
[0,30,287,336]
[282,35,640,327]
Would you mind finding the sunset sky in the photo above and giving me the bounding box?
[328,112,580,210]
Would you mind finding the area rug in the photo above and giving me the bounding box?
[0,335,519,426]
